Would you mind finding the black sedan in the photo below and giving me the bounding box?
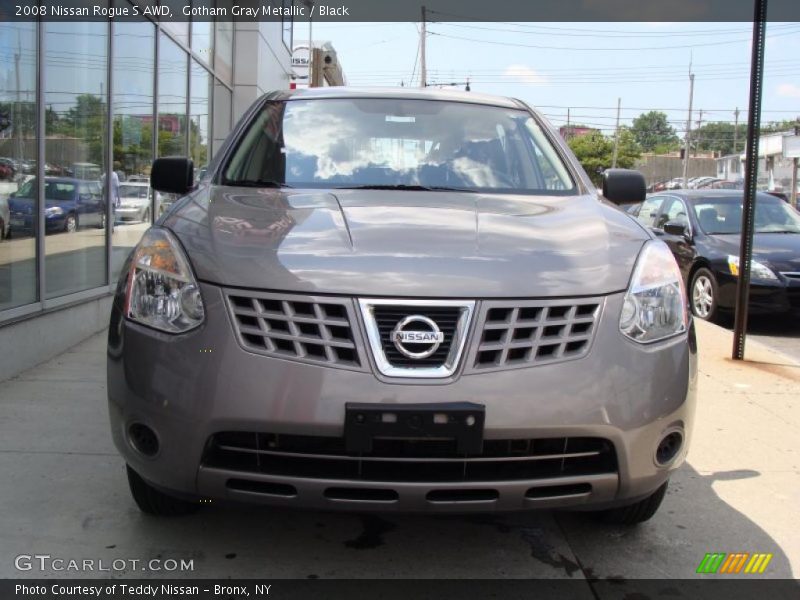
[633,190,800,321]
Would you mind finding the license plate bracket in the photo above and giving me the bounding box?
[344,402,485,454]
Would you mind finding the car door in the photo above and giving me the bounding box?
[656,196,696,279]
[78,182,102,226]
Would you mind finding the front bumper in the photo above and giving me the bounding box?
[716,271,800,314]
[107,281,697,513]
[116,206,147,222]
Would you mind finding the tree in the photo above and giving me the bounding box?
[568,129,641,186]
[630,111,679,153]
[689,121,745,156]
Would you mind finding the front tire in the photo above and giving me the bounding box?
[126,465,199,517]
[64,213,78,233]
[690,267,719,322]
[594,482,668,525]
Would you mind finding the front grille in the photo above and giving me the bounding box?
[372,305,461,368]
[224,290,365,370]
[202,432,618,483]
[465,298,603,373]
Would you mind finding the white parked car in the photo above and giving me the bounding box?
[116,182,152,223]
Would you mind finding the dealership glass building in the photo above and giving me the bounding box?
[0,6,294,378]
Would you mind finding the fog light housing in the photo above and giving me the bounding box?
[655,431,683,466]
[128,423,160,457]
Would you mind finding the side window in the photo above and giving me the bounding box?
[658,198,689,230]
[636,196,664,228]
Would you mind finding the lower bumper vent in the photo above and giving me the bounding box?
[203,432,618,484]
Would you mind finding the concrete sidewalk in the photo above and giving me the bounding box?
[0,320,797,584]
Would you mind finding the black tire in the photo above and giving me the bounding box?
[595,482,668,525]
[126,465,199,517]
[64,213,78,233]
[689,267,719,322]
[0,218,5,240]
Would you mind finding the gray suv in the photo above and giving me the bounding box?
[108,88,696,523]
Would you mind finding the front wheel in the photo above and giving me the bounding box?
[64,213,78,233]
[593,481,668,525]
[690,267,719,322]
[126,465,199,517]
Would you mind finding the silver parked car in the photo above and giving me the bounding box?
[108,88,696,523]
[115,182,151,222]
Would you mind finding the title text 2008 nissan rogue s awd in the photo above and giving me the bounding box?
[107,88,696,524]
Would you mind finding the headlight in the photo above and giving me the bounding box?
[726,255,777,281]
[45,206,63,216]
[125,228,204,333]
[620,241,688,343]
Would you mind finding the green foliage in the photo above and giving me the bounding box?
[630,111,679,153]
[568,129,641,186]
[689,121,745,156]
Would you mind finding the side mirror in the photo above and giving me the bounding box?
[664,220,689,238]
[150,157,194,195]
[601,169,646,206]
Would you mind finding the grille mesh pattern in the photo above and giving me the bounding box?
[203,432,618,483]
[225,291,364,370]
[467,299,603,372]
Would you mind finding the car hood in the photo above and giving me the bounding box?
[707,233,800,273]
[119,196,148,206]
[9,197,72,212]
[163,186,648,298]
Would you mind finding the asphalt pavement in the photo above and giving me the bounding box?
[0,319,797,594]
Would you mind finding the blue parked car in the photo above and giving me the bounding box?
[8,177,106,236]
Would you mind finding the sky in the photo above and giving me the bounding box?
[311,21,800,135]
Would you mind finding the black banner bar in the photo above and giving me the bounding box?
[3,0,800,22]
[2,579,800,600]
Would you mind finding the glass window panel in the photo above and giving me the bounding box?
[44,21,109,299]
[211,79,231,158]
[112,20,155,283]
[161,1,189,47]
[158,33,188,158]
[190,2,213,65]
[282,0,294,50]
[213,20,233,84]
[190,60,211,175]
[0,21,38,311]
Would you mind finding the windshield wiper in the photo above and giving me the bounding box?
[758,230,799,234]
[335,184,475,193]
[226,179,293,188]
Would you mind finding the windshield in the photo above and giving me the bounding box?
[224,98,576,194]
[693,195,800,234]
[119,185,148,199]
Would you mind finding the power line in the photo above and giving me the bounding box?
[426,26,800,52]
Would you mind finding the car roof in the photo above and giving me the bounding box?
[652,189,777,201]
[274,86,524,110]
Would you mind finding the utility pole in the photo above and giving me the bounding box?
[734,107,740,154]
[696,109,703,155]
[682,72,695,188]
[565,108,571,140]
[611,97,621,168]
[791,124,799,210]
[420,6,427,88]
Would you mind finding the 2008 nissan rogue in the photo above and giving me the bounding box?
[107,87,696,523]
